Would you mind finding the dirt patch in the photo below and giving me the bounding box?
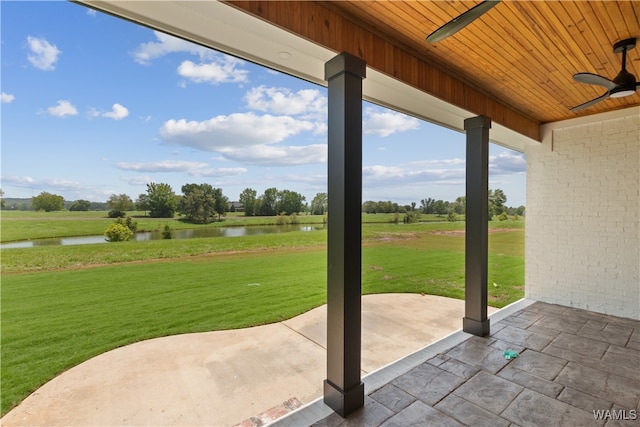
[372,232,418,242]
[430,228,522,237]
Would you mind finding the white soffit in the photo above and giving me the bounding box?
[80,0,535,152]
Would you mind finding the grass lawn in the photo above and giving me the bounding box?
[0,219,524,415]
[1,249,328,414]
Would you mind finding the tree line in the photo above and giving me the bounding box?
[20,185,524,221]
[361,189,524,218]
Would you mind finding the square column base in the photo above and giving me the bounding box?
[323,380,365,417]
[463,317,490,337]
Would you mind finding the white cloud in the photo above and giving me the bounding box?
[132,31,211,65]
[363,108,420,137]
[1,92,15,103]
[116,160,247,177]
[361,151,525,203]
[89,103,129,120]
[159,112,323,165]
[217,144,326,166]
[363,160,465,186]
[0,175,85,192]
[490,151,526,174]
[408,158,465,168]
[133,31,248,85]
[177,57,248,85]
[103,103,129,120]
[47,100,78,117]
[245,86,326,119]
[117,160,208,173]
[40,178,87,191]
[86,9,97,17]
[1,175,35,186]
[27,36,61,71]
[121,175,152,186]
[161,113,314,148]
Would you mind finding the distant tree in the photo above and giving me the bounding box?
[146,182,176,218]
[89,201,109,210]
[380,201,394,213]
[310,192,328,215]
[515,205,525,216]
[178,184,228,223]
[213,187,229,220]
[259,187,278,216]
[179,183,216,224]
[32,191,64,212]
[276,189,306,215]
[0,189,4,208]
[452,196,466,215]
[69,199,91,211]
[420,197,435,214]
[433,199,447,216]
[135,193,150,216]
[107,193,134,217]
[362,201,378,214]
[361,200,403,214]
[239,188,257,216]
[489,188,507,218]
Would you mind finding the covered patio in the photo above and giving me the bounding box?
[77,0,639,424]
[282,300,640,426]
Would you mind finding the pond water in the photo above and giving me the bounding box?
[0,224,324,249]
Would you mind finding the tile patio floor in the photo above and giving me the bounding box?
[283,301,640,427]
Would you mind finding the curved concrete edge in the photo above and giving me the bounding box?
[1,294,510,427]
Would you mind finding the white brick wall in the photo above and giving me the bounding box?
[525,108,640,319]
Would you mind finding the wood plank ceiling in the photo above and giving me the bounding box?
[228,1,640,129]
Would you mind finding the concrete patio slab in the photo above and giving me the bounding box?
[1,293,484,427]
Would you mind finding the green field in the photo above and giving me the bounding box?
[0,210,461,243]
[0,212,523,415]
[0,211,328,243]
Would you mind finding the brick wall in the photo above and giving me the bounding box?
[525,108,639,319]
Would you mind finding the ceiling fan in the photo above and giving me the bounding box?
[426,0,501,44]
[570,38,639,111]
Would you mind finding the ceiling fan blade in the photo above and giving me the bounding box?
[573,73,616,90]
[570,92,610,112]
[427,0,501,43]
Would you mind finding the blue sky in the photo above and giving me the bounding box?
[1,1,526,207]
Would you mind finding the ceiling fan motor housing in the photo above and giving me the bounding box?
[611,38,638,98]
[613,37,636,54]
